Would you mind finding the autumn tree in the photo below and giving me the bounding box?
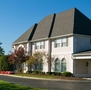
[26,51,49,71]
[0,42,5,55]
[8,47,29,72]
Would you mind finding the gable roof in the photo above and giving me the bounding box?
[32,14,55,41]
[13,24,37,44]
[51,8,91,37]
[13,8,91,44]
[51,8,75,37]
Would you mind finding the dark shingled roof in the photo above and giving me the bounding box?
[51,8,91,37]
[32,14,55,40]
[51,8,75,37]
[13,24,37,44]
[73,49,91,56]
[13,8,91,44]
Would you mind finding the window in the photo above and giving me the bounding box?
[61,38,68,47]
[35,41,45,49]
[55,58,60,72]
[61,58,66,72]
[34,63,43,71]
[40,41,45,49]
[55,39,60,48]
[35,42,40,49]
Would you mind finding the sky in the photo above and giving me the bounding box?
[0,0,91,54]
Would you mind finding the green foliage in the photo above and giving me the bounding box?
[46,72,61,76]
[61,72,73,77]
[0,80,44,90]
[0,55,13,71]
[0,42,5,55]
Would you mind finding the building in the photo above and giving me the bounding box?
[13,8,91,77]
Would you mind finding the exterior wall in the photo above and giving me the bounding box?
[73,35,91,53]
[51,36,74,73]
[32,40,49,72]
[74,59,91,77]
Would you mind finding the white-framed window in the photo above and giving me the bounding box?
[61,38,68,47]
[35,42,40,49]
[40,41,45,49]
[55,39,60,48]
[61,58,66,72]
[55,58,60,72]
[35,41,45,49]
[34,63,43,71]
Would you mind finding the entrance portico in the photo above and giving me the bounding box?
[72,50,91,77]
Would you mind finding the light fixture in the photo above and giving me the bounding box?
[86,62,89,67]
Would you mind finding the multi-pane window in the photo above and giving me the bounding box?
[40,41,45,49]
[55,39,60,48]
[61,38,68,47]
[35,42,40,49]
[34,63,43,71]
[35,41,45,49]
[61,58,66,72]
[55,58,60,72]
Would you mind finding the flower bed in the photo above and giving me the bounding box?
[0,71,15,74]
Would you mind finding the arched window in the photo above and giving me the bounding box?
[61,58,66,72]
[55,58,60,72]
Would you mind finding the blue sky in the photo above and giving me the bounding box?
[0,0,91,54]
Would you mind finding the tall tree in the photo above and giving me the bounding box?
[8,47,29,72]
[0,42,5,55]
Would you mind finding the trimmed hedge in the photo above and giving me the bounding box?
[61,72,73,77]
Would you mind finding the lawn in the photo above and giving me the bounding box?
[14,73,85,80]
[0,80,45,90]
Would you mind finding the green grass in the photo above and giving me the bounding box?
[13,73,85,80]
[15,73,55,79]
[0,80,45,90]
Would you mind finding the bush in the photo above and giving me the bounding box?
[0,55,13,71]
[26,71,31,74]
[62,72,73,77]
[46,72,61,76]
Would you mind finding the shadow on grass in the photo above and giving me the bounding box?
[0,80,42,90]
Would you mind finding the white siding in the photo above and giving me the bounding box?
[51,36,74,73]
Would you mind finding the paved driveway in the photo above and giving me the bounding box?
[0,75,91,90]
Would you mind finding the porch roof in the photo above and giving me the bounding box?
[73,49,91,56]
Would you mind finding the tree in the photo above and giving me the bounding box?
[8,47,29,72]
[0,42,5,55]
[0,55,13,71]
[26,51,49,71]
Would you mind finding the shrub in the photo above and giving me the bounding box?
[46,72,52,75]
[0,55,13,71]
[31,71,39,74]
[62,72,73,77]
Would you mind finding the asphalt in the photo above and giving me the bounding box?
[0,74,91,81]
[0,74,91,90]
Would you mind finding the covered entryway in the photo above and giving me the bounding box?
[72,50,91,77]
